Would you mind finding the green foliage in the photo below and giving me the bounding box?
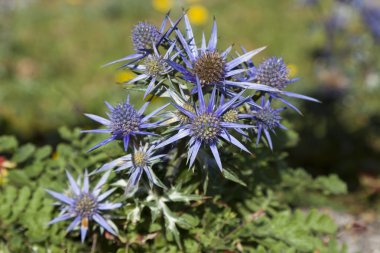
[0,128,349,252]
[0,128,110,252]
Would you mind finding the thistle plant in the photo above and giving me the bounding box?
[42,12,334,251]
[46,170,121,242]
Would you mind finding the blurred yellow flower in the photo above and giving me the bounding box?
[188,5,209,25]
[287,64,298,78]
[115,70,136,84]
[152,0,173,13]
[0,157,16,186]
[52,151,59,160]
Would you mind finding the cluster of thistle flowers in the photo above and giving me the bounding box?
[46,13,318,242]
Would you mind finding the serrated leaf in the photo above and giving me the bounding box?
[126,205,142,224]
[166,189,203,203]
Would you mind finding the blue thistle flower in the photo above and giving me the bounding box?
[82,96,168,152]
[167,14,278,94]
[103,13,183,68]
[240,53,320,114]
[123,43,177,99]
[46,170,121,243]
[155,76,255,171]
[254,57,293,90]
[250,98,287,150]
[95,143,166,193]
[132,22,162,52]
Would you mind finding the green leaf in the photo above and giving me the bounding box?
[222,167,247,186]
[34,146,52,161]
[8,170,32,186]
[7,186,31,224]
[315,174,347,195]
[58,126,73,141]
[0,186,17,219]
[12,144,35,163]
[284,231,315,251]
[176,214,199,230]
[0,136,18,152]
[305,209,337,234]
[166,189,203,203]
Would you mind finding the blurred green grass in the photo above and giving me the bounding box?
[0,0,322,141]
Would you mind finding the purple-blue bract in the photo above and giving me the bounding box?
[46,170,122,242]
[82,96,168,152]
[166,14,280,95]
[250,98,287,150]
[95,143,167,193]
[155,77,254,171]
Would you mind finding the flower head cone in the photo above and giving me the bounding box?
[82,96,169,152]
[240,54,320,114]
[103,13,183,68]
[250,97,287,150]
[155,76,255,171]
[46,170,122,243]
[166,13,279,95]
[95,143,166,194]
[122,43,178,99]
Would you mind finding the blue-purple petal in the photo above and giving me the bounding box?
[48,213,73,225]
[210,144,222,172]
[46,190,74,205]
[93,213,117,235]
[84,114,111,126]
[66,170,80,196]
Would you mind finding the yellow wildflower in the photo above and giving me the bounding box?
[115,70,136,84]
[188,5,209,25]
[287,64,298,78]
[152,0,173,13]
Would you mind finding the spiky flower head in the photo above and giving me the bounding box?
[95,144,166,193]
[123,42,176,99]
[191,112,221,143]
[101,14,184,70]
[46,170,121,242]
[250,98,287,150]
[166,14,278,95]
[254,57,290,90]
[156,77,255,171]
[144,54,170,77]
[255,107,281,130]
[236,52,319,113]
[193,52,226,86]
[82,96,168,152]
[222,109,239,123]
[110,102,140,136]
[132,22,162,52]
